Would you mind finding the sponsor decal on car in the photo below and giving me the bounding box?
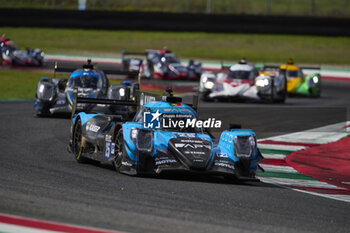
[170,103,182,107]
[155,159,177,166]
[174,143,211,150]
[216,153,228,158]
[56,99,66,105]
[214,162,235,170]
[86,122,100,132]
[174,133,196,138]
[104,135,115,159]
[140,93,157,106]
[122,161,133,167]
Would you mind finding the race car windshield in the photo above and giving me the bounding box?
[287,70,299,77]
[227,70,256,80]
[162,55,180,64]
[3,45,18,52]
[68,76,101,89]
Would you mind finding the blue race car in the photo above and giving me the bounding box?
[34,59,139,117]
[68,89,264,181]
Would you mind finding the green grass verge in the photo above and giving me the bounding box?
[0,69,55,99]
[259,148,294,155]
[2,27,350,65]
[0,69,165,100]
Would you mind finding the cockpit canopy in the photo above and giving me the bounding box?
[68,70,106,89]
[160,54,180,64]
[228,64,259,80]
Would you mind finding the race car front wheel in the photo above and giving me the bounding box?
[113,131,124,171]
[73,119,87,163]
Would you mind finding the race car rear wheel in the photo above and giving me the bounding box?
[113,131,124,171]
[276,75,287,103]
[201,90,214,102]
[73,119,87,163]
[269,78,275,103]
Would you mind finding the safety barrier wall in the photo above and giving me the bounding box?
[1,8,350,36]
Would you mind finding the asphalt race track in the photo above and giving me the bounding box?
[0,80,350,233]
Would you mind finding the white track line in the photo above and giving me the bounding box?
[259,177,344,189]
[260,153,286,159]
[258,144,306,151]
[264,121,349,144]
[289,189,350,203]
[0,222,62,233]
[260,164,299,173]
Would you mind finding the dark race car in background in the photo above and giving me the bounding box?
[199,59,287,103]
[122,48,202,80]
[68,89,264,181]
[34,60,139,117]
[0,35,44,66]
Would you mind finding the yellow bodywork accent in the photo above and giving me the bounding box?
[280,64,299,71]
[280,62,302,93]
[287,77,302,93]
[77,137,84,160]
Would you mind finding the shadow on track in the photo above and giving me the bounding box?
[90,161,280,189]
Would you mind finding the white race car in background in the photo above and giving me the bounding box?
[199,59,287,103]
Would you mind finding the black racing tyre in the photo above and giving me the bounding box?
[269,78,275,103]
[73,118,87,163]
[201,91,213,102]
[34,109,50,117]
[113,130,124,171]
[35,110,44,117]
[278,75,288,103]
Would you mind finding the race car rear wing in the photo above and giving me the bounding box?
[53,59,138,76]
[261,65,320,71]
[71,88,138,119]
[71,88,199,119]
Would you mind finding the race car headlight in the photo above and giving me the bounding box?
[233,135,256,159]
[204,81,214,90]
[130,128,154,153]
[308,76,319,88]
[255,79,269,87]
[39,84,45,93]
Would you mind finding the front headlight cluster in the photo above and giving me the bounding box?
[233,135,256,159]
[130,128,154,153]
[308,76,319,88]
[38,84,45,93]
[37,82,54,101]
[201,74,216,90]
[204,81,215,90]
[255,78,269,87]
